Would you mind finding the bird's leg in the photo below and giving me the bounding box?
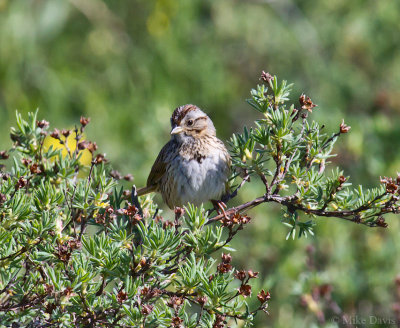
[131,185,143,216]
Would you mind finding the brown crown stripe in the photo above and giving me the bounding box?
[171,104,198,126]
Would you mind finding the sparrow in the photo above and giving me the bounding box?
[137,104,231,209]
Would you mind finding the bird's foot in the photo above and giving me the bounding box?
[210,200,228,218]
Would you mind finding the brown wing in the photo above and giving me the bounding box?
[146,140,176,188]
[137,141,174,197]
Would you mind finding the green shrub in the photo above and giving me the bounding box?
[0,73,396,327]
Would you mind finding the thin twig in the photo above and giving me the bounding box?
[206,191,388,227]
[223,174,250,203]
[272,150,297,195]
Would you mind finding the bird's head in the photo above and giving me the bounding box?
[170,104,216,139]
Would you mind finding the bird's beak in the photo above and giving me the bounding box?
[170,126,184,135]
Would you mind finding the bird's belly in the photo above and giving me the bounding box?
[169,155,228,206]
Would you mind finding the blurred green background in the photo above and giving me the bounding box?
[1,0,400,327]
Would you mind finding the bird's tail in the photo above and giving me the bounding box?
[136,185,156,196]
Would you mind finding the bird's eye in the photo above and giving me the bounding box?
[187,119,194,126]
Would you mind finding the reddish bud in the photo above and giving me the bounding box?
[235,270,246,281]
[260,71,273,83]
[130,214,142,225]
[220,213,251,227]
[94,153,107,164]
[77,141,87,150]
[257,290,271,303]
[213,314,226,328]
[299,94,317,113]
[63,286,73,297]
[380,176,398,194]
[247,270,259,278]
[221,253,232,264]
[80,116,90,127]
[167,296,184,309]
[171,316,183,327]
[50,129,60,139]
[196,296,207,307]
[174,207,185,218]
[123,174,134,181]
[95,213,106,224]
[30,163,42,174]
[15,177,27,190]
[217,262,232,274]
[117,290,127,303]
[238,284,252,298]
[239,215,251,224]
[141,286,150,297]
[86,141,97,153]
[340,119,351,133]
[163,220,174,229]
[37,120,49,129]
[126,204,138,216]
[21,158,32,167]
[61,129,71,138]
[68,239,82,250]
[110,170,122,180]
[0,151,9,160]
[386,182,397,194]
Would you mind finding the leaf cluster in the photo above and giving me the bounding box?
[226,72,397,237]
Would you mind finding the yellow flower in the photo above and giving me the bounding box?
[43,131,92,166]
[95,201,109,208]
